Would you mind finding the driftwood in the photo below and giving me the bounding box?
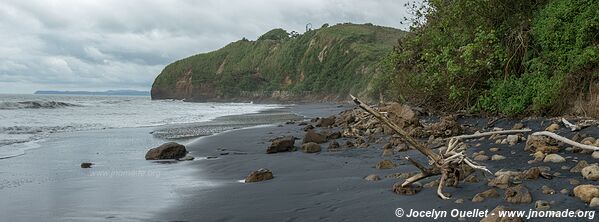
[561,118,580,131]
[532,131,599,151]
[450,129,531,140]
[351,95,499,199]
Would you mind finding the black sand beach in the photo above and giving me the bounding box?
[154,104,599,222]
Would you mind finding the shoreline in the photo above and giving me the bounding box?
[154,103,598,222]
[0,104,308,222]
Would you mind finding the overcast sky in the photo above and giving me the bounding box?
[0,0,413,94]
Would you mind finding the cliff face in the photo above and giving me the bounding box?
[151,23,406,102]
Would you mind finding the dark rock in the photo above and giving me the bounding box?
[326,131,342,140]
[244,168,274,183]
[145,142,187,160]
[375,160,396,169]
[267,136,296,154]
[80,162,93,168]
[504,184,532,204]
[303,125,315,131]
[573,184,599,203]
[328,140,340,149]
[393,182,422,195]
[301,142,321,153]
[316,116,336,127]
[472,188,499,202]
[303,129,327,144]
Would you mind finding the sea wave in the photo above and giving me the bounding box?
[0,101,81,110]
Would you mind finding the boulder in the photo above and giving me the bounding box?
[512,123,525,130]
[375,160,396,169]
[543,154,565,163]
[535,200,551,210]
[80,162,93,168]
[474,155,490,161]
[504,185,532,204]
[521,167,541,180]
[301,142,321,153]
[145,142,187,160]
[382,149,394,157]
[480,206,524,222]
[571,160,589,173]
[491,154,506,161]
[506,135,519,145]
[488,174,511,189]
[541,185,555,195]
[328,140,340,149]
[590,197,599,207]
[267,136,296,154]
[472,188,499,202]
[525,135,559,153]
[592,151,599,159]
[326,131,342,140]
[393,182,422,195]
[581,164,599,180]
[545,123,559,132]
[316,116,336,127]
[303,129,327,144]
[364,174,381,181]
[244,168,274,183]
[573,184,599,203]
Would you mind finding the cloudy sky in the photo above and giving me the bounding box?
[0,0,413,94]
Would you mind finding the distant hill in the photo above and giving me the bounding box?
[151,23,406,102]
[34,90,150,96]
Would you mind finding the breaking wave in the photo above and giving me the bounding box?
[0,101,81,110]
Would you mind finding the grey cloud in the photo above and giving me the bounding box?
[0,0,414,94]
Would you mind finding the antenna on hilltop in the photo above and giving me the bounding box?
[305,23,312,32]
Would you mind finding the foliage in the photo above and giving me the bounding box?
[386,0,598,116]
[153,23,406,99]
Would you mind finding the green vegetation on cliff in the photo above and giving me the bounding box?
[384,0,598,116]
[152,23,406,101]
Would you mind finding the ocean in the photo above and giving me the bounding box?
[0,94,283,159]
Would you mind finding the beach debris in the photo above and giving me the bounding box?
[472,188,499,202]
[573,184,599,203]
[531,131,599,151]
[303,129,327,144]
[504,184,532,204]
[301,142,321,153]
[543,154,566,163]
[581,164,599,180]
[481,206,523,222]
[266,136,296,154]
[145,142,188,160]
[80,162,93,168]
[562,118,581,131]
[352,95,497,199]
[364,174,381,181]
[244,168,274,183]
[375,160,396,169]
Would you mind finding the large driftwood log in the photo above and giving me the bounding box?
[532,131,599,151]
[351,95,496,199]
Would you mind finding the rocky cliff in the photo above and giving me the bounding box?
[151,23,406,102]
